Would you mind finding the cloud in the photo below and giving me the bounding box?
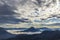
[0,3,21,24]
[0,0,60,24]
[0,1,31,24]
[40,17,60,24]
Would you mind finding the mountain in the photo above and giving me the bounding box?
[0,27,15,40]
[21,27,40,32]
[5,31,60,40]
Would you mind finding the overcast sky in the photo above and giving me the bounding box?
[0,0,60,24]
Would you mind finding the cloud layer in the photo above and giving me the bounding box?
[0,0,60,24]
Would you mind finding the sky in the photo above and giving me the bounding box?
[0,0,60,25]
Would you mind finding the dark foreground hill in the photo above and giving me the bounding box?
[5,30,60,40]
[0,27,15,40]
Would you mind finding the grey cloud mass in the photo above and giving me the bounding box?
[0,0,60,24]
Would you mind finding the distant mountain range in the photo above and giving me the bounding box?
[1,27,60,40]
[5,30,60,40]
[21,27,40,32]
[20,27,53,32]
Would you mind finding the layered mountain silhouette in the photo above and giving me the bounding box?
[0,27,15,40]
[5,30,60,40]
[20,27,53,32]
[21,27,40,32]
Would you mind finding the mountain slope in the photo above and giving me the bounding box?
[0,27,15,40]
[5,31,60,40]
[21,27,40,32]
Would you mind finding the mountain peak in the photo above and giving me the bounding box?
[21,27,39,32]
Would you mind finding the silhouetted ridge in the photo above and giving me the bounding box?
[21,27,39,32]
[39,31,60,40]
[5,31,60,40]
[0,27,15,40]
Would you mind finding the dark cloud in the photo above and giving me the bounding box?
[36,0,42,5]
[34,0,56,7]
[48,14,60,18]
[0,0,28,7]
[0,4,21,24]
[33,0,42,7]
[52,0,56,3]
[19,0,28,6]
[43,23,60,26]
[0,2,32,24]
[41,14,60,21]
